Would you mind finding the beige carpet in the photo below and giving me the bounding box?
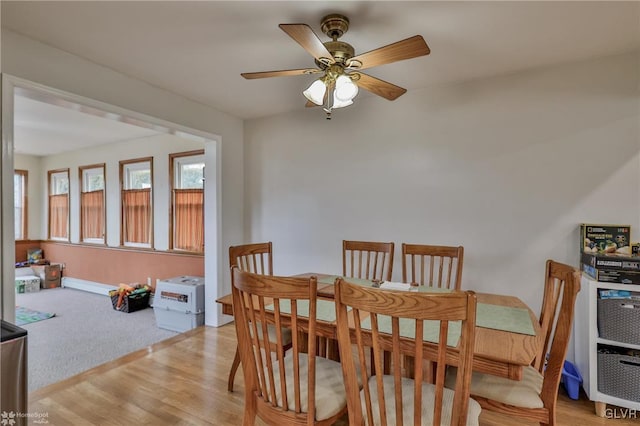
[15,287,178,392]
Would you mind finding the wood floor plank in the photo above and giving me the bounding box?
[28,324,637,426]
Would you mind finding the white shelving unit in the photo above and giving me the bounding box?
[574,275,640,416]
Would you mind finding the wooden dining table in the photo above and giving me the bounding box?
[216,274,542,381]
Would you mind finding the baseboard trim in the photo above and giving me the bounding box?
[61,277,118,296]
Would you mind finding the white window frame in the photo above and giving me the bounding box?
[174,155,205,189]
[14,170,27,240]
[120,158,153,248]
[50,171,69,195]
[82,167,105,192]
[80,165,105,244]
[123,161,152,190]
[48,169,70,241]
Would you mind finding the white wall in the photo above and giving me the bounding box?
[39,134,204,249]
[2,29,244,326]
[245,51,640,322]
[14,153,42,240]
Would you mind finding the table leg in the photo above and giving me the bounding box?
[327,339,341,362]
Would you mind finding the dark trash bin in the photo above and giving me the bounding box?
[1,320,28,425]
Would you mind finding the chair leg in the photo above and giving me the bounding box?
[227,345,241,392]
[243,396,257,426]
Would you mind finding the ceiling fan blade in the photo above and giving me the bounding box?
[355,73,407,100]
[305,100,320,108]
[348,35,430,70]
[241,68,321,79]
[279,24,335,64]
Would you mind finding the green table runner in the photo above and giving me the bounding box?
[361,316,462,347]
[476,303,535,336]
[266,300,338,322]
[358,302,535,348]
[266,282,536,336]
[318,275,374,286]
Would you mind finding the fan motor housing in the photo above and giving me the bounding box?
[322,40,355,65]
[320,14,349,39]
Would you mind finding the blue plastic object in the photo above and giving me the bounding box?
[561,360,583,400]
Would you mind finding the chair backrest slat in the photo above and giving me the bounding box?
[402,243,464,289]
[335,278,477,426]
[343,240,394,281]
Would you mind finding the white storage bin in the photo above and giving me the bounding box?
[154,276,204,332]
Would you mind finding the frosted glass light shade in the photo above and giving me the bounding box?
[334,75,358,101]
[303,80,326,105]
[332,95,353,109]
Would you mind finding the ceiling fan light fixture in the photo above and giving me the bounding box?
[303,79,326,105]
[334,75,358,101]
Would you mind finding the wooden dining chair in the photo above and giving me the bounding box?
[343,240,395,282]
[231,268,348,425]
[335,277,481,425]
[400,244,464,380]
[402,243,464,289]
[227,242,292,392]
[446,259,581,426]
[342,240,395,371]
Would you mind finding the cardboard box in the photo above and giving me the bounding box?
[582,252,640,271]
[32,264,62,289]
[582,263,640,285]
[580,224,631,254]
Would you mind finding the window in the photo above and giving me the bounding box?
[48,169,70,241]
[120,158,153,248]
[80,164,105,244]
[170,151,205,253]
[14,170,28,240]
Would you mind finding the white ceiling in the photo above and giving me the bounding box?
[14,95,162,157]
[3,1,640,155]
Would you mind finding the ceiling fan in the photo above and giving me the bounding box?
[241,14,430,119]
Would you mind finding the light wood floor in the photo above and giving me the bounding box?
[29,324,637,425]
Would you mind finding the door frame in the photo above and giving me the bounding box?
[1,74,224,326]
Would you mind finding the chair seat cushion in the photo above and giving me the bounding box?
[268,353,348,421]
[265,324,292,345]
[364,375,481,425]
[446,365,544,409]
[251,324,293,346]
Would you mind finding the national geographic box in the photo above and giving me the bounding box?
[580,224,631,255]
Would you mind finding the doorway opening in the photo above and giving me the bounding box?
[2,75,222,391]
